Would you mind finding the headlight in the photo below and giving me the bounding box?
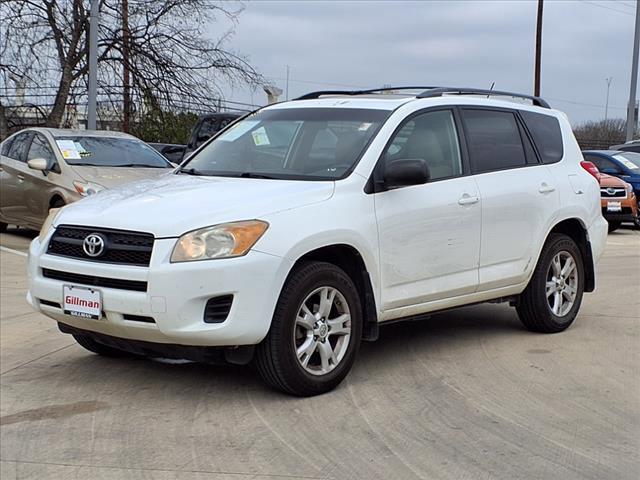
[39,208,61,242]
[626,184,635,196]
[73,180,104,196]
[171,220,269,263]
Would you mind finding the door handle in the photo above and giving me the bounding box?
[538,183,555,194]
[458,194,479,206]
[17,174,25,181]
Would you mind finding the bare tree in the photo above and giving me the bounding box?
[0,0,261,130]
[573,118,630,149]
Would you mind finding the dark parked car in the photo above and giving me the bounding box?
[183,112,241,159]
[609,140,640,153]
[148,113,243,164]
[148,143,187,164]
[583,150,640,216]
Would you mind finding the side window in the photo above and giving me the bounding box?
[382,109,463,181]
[6,132,32,162]
[585,155,618,172]
[27,134,56,164]
[195,118,218,147]
[520,111,563,163]
[461,109,527,173]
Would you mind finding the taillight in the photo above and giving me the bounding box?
[580,161,601,183]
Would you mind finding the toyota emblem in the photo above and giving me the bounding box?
[83,233,106,257]
[606,188,616,196]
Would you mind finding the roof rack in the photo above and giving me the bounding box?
[294,86,550,108]
[416,87,550,108]
[295,86,438,101]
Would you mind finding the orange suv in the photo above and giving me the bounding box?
[600,173,638,232]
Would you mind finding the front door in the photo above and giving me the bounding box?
[374,109,481,311]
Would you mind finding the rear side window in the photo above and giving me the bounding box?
[461,109,526,173]
[520,111,563,163]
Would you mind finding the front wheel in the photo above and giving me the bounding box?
[0,222,7,233]
[255,261,362,396]
[516,233,585,333]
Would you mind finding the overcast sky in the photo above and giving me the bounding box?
[218,0,637,125]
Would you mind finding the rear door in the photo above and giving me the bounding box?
[0,131,34,224]
[460,108,559,291]
[375,108,481,311]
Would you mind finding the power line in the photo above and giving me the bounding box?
[579,0,635,16]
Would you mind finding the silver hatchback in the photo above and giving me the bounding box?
[0,128,174,231]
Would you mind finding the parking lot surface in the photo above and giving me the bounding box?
[1,227,638,480]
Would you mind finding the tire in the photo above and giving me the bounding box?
[255,261,363,396]
[516,233,585,333]
[0,222,7,233]
[607,221,621,233]
[73,334,131,357]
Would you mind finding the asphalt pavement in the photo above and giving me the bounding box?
[1,226,638,480]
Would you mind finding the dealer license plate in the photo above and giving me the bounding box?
[63,285,102,320]
[607,201,622,212]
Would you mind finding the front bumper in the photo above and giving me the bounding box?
[27,235,292,347]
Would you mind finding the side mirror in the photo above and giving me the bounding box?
[601,168,621,175]
[27,157,48,172]
[383,158,430,189]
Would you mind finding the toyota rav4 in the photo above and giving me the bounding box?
[27,87,608,396]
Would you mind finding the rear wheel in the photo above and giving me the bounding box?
[607,220,621,233]
[73,334,131,358]
[0,222,7,232]
[255,261,362,396]
[516,233,585,333]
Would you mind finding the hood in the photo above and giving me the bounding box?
[70,165,172,188]
[599,173,628,188]
[55,174,335,237]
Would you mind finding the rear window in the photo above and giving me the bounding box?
[520,111,563,164]
[461,109,527,173]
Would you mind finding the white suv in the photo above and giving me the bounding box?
[27,87,608,396]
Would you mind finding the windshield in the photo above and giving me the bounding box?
[55,136,172,168]
[181,108,390,180]
[613,152,640,170]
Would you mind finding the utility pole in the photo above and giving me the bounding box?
[605,77,613,121]
[285,65,290,101]
[122,0,131,133]
[534,0,544,97]
[87,0,100,130]
[626,0,640,141]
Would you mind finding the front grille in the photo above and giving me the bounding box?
[48,225,154,266]
[42,268,147,292]
[600,187,626,198]
[203,295,233,323]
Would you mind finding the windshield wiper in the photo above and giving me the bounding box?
[238,172,277,179]
[111,163,167,168]
[179,167,205,176]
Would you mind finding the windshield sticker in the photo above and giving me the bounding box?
[251,126,271,146]
[615,156,639,170]
[56,140,82,160]
[218,120,260,142]
[358,122,372,131]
